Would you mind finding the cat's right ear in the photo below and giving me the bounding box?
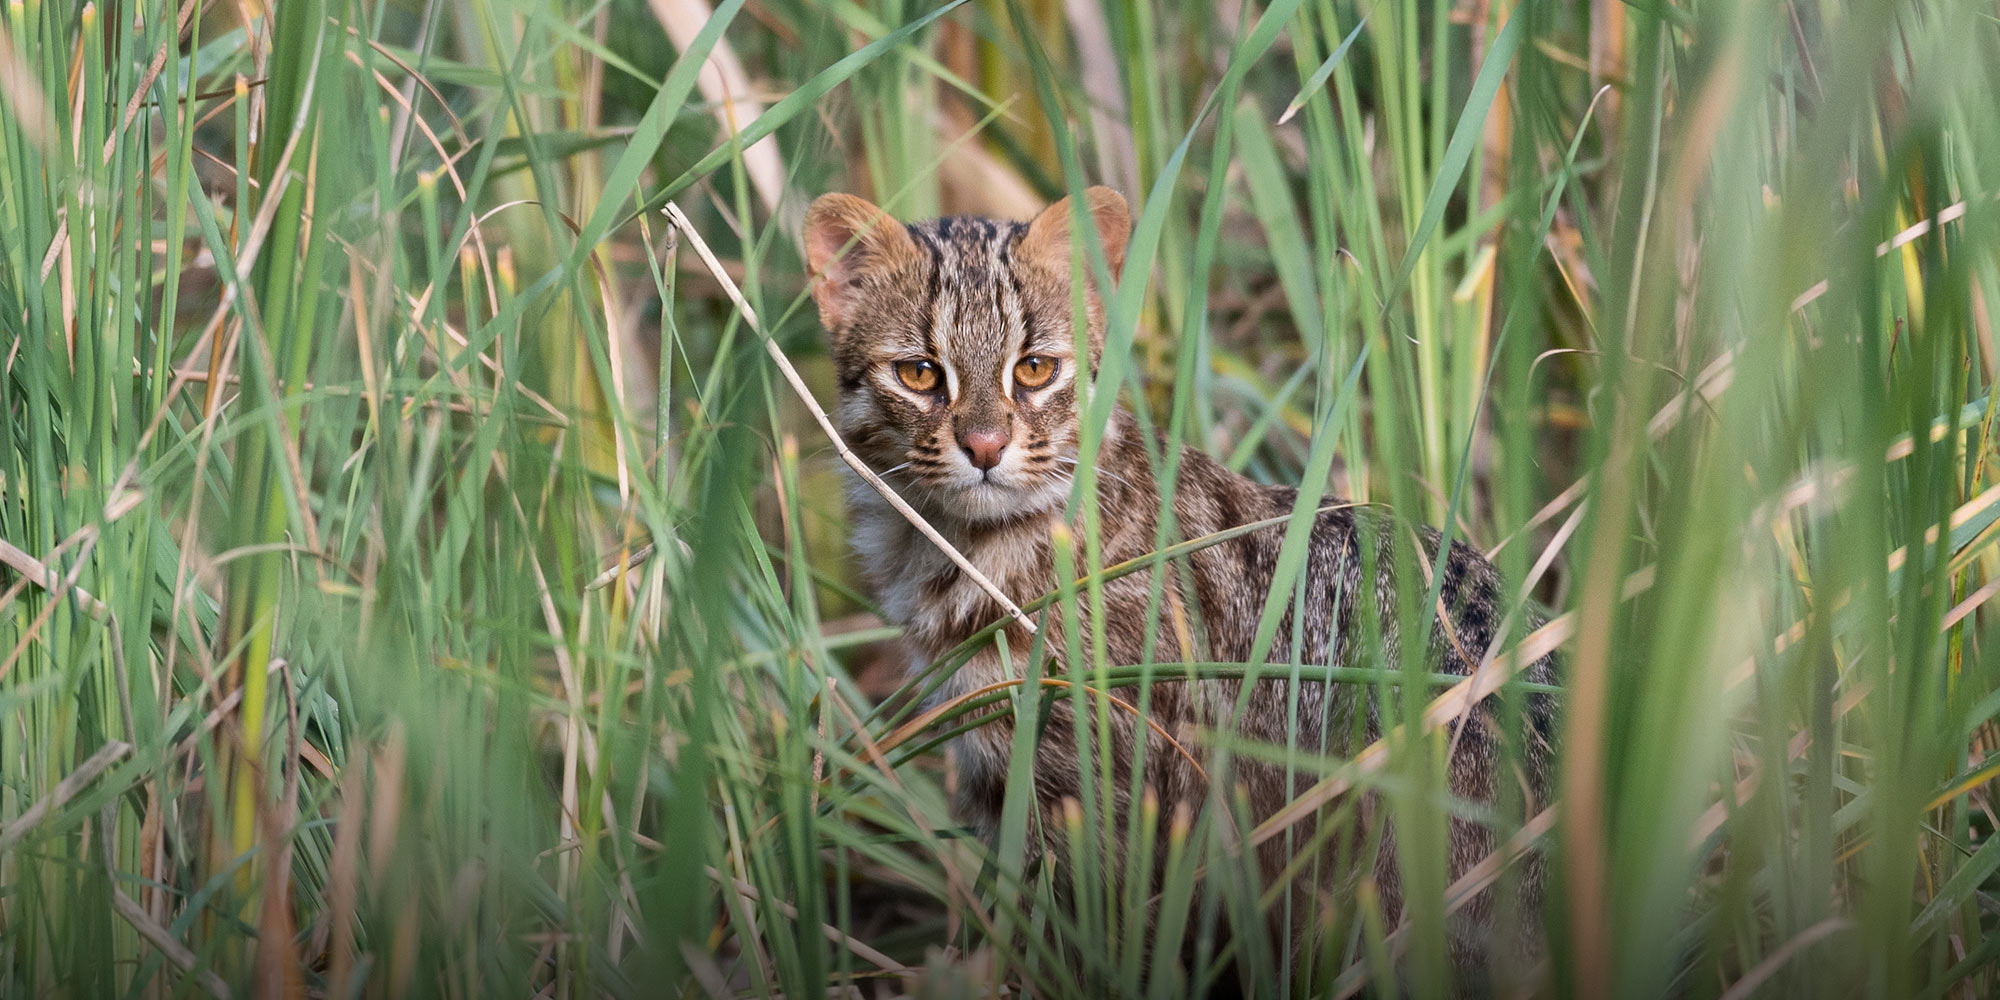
[802,194,920,334]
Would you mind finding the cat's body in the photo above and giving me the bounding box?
[805,188,1557,990]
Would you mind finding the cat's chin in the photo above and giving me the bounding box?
[934,478,1066,527]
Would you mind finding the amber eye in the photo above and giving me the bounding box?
[1014,355,1057,389]
[894,360,942,393]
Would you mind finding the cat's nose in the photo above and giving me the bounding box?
[959,429,1009,471]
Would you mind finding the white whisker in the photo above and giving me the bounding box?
[1054,457,1134,490]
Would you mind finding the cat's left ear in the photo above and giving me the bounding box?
[802,193,921,333]
[1020,186,1129,281]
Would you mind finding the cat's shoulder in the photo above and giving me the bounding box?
[1150,431,1295,529]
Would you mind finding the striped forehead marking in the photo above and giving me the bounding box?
[920,222,960,400]
[994,225,1025,395]
[909,217,1039,403]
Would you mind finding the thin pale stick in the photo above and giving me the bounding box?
[702,865,910,973]
[1716,918,1853,1000]
[112,889,231,999]
[1327,806,1560,999]
[663,202,1038,634]
[0,740,132,854]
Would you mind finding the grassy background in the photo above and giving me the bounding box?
[4,0,2000,995]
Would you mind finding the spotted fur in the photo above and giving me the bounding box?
[804,188,1557,990]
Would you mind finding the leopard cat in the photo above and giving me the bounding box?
[803,186,1558,995]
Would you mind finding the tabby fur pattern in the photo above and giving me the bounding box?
[803,187,1558,991]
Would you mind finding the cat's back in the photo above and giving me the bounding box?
[1166,445,1375,669]
[1166,443,1543,698]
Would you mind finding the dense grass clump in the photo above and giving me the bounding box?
[3,0,2000,995]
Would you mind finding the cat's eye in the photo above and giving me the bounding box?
[894,360,942,393]
[1014,355,1057,389]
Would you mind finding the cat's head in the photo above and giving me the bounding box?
[802,188,1129,524]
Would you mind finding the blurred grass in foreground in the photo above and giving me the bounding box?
[3,0,2000,996]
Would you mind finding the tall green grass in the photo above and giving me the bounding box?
[3,0,1999,995]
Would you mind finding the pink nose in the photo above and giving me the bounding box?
[959,429,1008,471]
